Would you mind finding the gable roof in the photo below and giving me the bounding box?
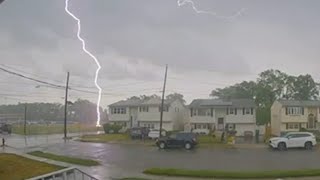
[278,100,320,107]
[109,98,175,107]
[189,99,255,108]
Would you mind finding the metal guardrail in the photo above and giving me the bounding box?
[26,167,98,180]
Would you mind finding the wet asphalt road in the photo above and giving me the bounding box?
[4,134,320,179]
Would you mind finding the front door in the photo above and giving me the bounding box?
[218,118,224,130]
[308,114,316,129]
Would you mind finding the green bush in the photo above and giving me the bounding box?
[103,123,123,134]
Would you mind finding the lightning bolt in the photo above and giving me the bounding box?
[64,0,102,127]
[177,0,246,20]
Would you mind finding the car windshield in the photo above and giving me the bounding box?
[1,0,320,179]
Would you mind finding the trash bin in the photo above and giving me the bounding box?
[255,129,260,143]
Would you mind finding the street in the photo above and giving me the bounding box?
[3,134,320,180]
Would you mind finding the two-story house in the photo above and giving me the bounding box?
[271,100,320,136]
[188,99,256,136]
[108,98,187,131]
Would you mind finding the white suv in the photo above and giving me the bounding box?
[269,132,317,151]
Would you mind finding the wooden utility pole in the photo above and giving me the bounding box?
[24,103,27,135]
[159,65,168,138]
[64,72,70,139]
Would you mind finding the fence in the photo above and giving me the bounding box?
[26,167,98,180]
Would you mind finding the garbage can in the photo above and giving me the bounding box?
[255,129,260,143]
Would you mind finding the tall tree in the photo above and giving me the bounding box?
[292,74,319,100]
[166,93,186,104]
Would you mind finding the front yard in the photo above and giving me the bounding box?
[0,153,63,180]
[27,151,100,166]
[144,168,320,179]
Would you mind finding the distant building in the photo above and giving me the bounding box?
[108,98,187,131]
[188,99,256,136]
[271,100,320,136]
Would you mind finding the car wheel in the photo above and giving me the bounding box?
[185,142,192,150]
[305,142,313,150]
[159,142,166,149]
[278,142,287,151]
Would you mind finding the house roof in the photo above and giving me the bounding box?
[109,99,143,107]
[189,99,255,108]
[109,98,174,107]
[278,100,320,107]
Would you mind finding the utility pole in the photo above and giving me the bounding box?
[64,72,70,139]
[159,65,168,138]
[24,103,27,135]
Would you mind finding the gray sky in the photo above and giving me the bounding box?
[1,0,320,107]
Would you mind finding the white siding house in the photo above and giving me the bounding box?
[188,99,256,136]
[109,98,187,131]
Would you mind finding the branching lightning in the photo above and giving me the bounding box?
[177,0,246,20]
[64,0,102,127]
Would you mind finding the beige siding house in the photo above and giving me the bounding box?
[188,99,256,136]
[109,98,187,131]
[271,100,320,136]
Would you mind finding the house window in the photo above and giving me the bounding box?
[175,107,180,112]
[287,123,299,130]
[140,106,149,112]
[229,108,237,115]
[197,109,208,116]
[286,107,303,115]
[159,106,169,112]
[245,108,251,114]
[193,110,197,116]
[151,124,155,129]
[112,107,126,114]
[196,124,201,129]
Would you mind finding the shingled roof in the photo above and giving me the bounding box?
[109,98,174,107]
[278,100,320,107]
[189,99,255,108]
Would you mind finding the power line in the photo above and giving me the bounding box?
[0,67,65,89]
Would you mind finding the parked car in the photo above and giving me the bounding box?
[269,132,316,151]
[0,123,12,134]
[148,129,166,140]
[192,128,210,135]
[130,127,150,139]
[156,132,198,150]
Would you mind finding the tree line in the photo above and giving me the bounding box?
[0,99,107,125]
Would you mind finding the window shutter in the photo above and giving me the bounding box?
[235,108,237,115]
[302,107,304,115]
[251,108,253,115]
[286,123,288,130]
[190,108,193,117]
[243,108,245,115]
[211,108,213,117]
[233,124,236,129]
[285,107,288,115]
[226,108,229,115]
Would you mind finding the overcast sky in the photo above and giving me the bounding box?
[1,0,320,107]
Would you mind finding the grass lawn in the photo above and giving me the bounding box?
[27,151,100,166]
[0,153,63,180]
[144,168,320,179]
[12,124,103,135]
[79,133,130,143]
